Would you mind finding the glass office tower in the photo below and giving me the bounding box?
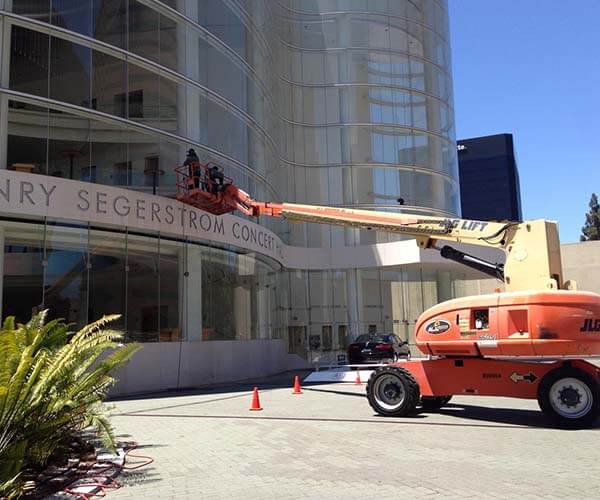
[458,134,523,222]
[0,0,463,389]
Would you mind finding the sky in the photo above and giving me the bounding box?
[449,0,600,242]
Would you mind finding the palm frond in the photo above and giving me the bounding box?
[0,311,140,496]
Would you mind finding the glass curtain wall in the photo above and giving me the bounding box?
[283,264,466,364]
[276,0,461,361]
[5,0,283,211]
[277,0,458,235]
[0,0,467,365]
[2,220,284,342]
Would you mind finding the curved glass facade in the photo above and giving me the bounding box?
[2,218,285,342]
[276,0,461,361]
[5,0,282,208]
[0,0,464,373]
[277,0,458,249]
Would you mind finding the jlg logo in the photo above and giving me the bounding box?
[425,319,451,334]
[580,319,600,332]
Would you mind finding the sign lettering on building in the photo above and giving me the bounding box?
[0,171,284,264]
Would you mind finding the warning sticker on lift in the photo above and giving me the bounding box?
[477,335,498,348]
[509,372,537,384]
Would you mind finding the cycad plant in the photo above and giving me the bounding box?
[0,311,141,497]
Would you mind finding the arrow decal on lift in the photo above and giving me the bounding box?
[509,372,538,384]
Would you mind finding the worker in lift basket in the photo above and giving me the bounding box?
[208,165,224,193]
[184,148,200,188]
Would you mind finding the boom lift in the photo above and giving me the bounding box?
[176,163,600,428]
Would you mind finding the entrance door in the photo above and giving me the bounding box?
[288,326,307,359]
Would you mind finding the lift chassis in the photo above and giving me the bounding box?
[175,161,600,428]
[367,357,600,428]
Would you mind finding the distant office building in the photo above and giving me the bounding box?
[457,134,523,221]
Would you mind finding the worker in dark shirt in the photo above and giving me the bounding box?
[208,165,224,193]
[184,148,200,188]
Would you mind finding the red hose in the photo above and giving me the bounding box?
[62,441,153,499]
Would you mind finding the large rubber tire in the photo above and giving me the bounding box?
[367,366,420,417]
[537,366,600,429]
[420,395,452,411]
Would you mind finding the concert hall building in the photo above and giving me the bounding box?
[0,0,474,394]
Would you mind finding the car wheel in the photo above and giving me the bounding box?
[537,366,600,429]
[420,395,452,411]
[367,366,420,417]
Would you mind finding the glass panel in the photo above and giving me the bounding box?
[444,178,460,214]
[89,120,128,186]
[301,52,325,85]
[47,113,91,180]
[43,223,89,329]
[92,51,126,117]
[159,237,181,341]
[49,37,91,108]
[128,63,159,121]
[337,325,348,349]
[128,128,159,188]
[361,269,383,331]
[88,229,126,330]
[196,0,247,58]
[158,141,181,197]
[159,75,180,134]
[202,247,240,341]
[389,17,409,53]
[10,26,49,99]
[414,171,445,210]
[13,0,51,23]
[93,0,127,49]
[126,233,159,342]
[3,222,45,323]
[128,0,159,62]
[51,0,92,37]
[322,325,332,351]
[205,99,248,165]
[159,14,179,72]
[6,101,48,175]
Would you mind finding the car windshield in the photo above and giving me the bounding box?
[355,334,392,343]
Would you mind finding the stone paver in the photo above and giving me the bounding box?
[108,379,600,499]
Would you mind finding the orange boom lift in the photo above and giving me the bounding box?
[176,163,600,428]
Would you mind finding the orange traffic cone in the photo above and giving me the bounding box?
[249,387,263,411]
[292,375,303,395]
[355,369,362,385]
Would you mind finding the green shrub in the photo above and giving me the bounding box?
[0,311,141,497]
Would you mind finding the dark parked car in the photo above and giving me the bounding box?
[347,334,410,364]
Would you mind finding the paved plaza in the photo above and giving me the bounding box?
[108,375,600,499]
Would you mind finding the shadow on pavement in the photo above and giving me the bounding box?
[131,443,170,450]
[110,375,600,431]
[303,387,366,398]
[115,412,568,430]
[110,371,348,416]
[436,403,600,430]
[109,369,316,402]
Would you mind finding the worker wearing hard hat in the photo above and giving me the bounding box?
[184,148,200,188]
